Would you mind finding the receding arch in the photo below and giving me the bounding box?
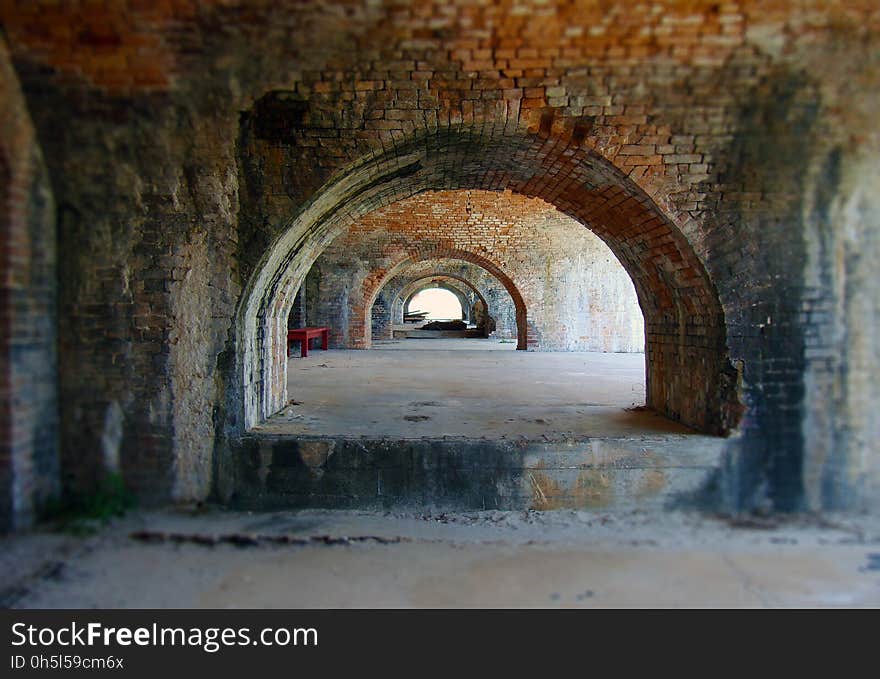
[402,278,481,323]
[236,126,734,434]
[373,267,509,344]
[356,249,528,351]
[369,259,519,343]
[372,276,480,342]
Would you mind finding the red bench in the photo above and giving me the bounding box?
[287,326,329,358]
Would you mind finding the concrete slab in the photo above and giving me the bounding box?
[231,434,726,511]
[242,344,725,512]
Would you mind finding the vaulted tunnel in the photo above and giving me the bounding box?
[238,131,733,442]
[1,0,878,532]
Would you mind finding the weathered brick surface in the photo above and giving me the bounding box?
[0,1,877,523]
[306,190,643,352]
[0,36,59,530]
[3,55,242,509]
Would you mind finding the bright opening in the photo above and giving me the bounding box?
[408,288,463,321]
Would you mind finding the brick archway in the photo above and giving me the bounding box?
[370,261,516,343]
[238,126,735,435]
[353,250,528,351]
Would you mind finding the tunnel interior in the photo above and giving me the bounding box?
[237,142,734,510]
[1,1,879,531]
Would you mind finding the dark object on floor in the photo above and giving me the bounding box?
[420,319,467,331]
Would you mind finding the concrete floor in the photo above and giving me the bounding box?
[33,340,863,609]
[4,508,879,608]
[255,340,689,439]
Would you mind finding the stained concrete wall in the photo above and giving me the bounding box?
[0,1,877,524]
[801,150,880,513]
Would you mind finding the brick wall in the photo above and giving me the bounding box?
[0,37,59,530]
[3,53,242,508]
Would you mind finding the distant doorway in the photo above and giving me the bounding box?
[406,287,464,321]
